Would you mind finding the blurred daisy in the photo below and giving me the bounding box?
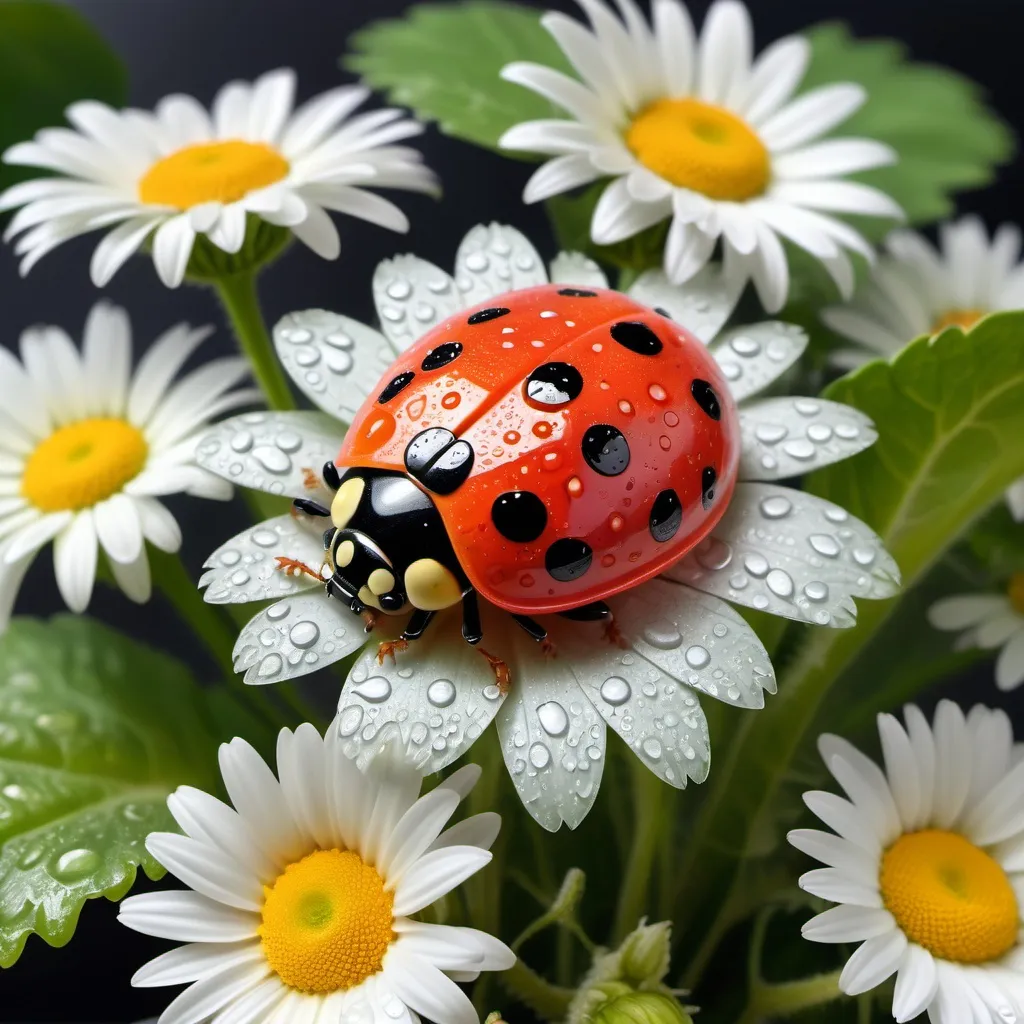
[195,223,898,830]
[928,577,1024,691]
[0,68,437,287]
[823,216,1024,520]
[498,0,901,312]
[791,702,1024,1024]
[0,301,255,627]
[121,725,513,1024]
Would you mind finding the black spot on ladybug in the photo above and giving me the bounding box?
[649,489,682,543]
[468,307,510,325]
[701,467,718,510]
[654,306,673,319]
[526,362,583,407]
[557,288,598,297]
[405,427,475,495]
[691,379,722,421]
[610,320,663,356]
[492,491,547,543]
[421,342,463,371]
[545,538,593,582]
[378,371,415,404]
[581,424,630,476]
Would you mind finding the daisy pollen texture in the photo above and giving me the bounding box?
[120,726,513,1024]
[499,0,902,311]
[791,702,1024,1024]
[0,68,437,287]
[0,302,255,627]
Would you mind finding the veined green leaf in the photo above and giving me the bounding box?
[803,23,1014,234]
[345,1,571,154]
[0,616,220,967]
[671,313,1024,983]
[0,3,126,193]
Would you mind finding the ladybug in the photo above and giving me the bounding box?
[294,283,739,687]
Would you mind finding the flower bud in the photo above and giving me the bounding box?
[619,921,672,986]
[590,990,693,1024]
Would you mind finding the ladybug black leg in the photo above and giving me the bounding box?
[401,608,435,642]
[559,600,611,621]
[461,591,483,645]
[322,460,342,490]
[293,497,331,518]
[514,614,557,657]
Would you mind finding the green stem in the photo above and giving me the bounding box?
[500,960,575,1021]
[737,971,844,1024]
[214,272,295,411]
[612,758,664,944]
[150,548,281,728]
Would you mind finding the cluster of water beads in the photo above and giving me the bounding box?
[742,396,869,476]
[336,656,505,771]
[713,322,805,395]
[234,599,354,683]
[196,411,339,497]
[674,485,893,627]
[201,517,324,605]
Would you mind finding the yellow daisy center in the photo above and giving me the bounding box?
[21,418,148,512]
[625,98,770,201]
[138,140,289,210]
[880,829,1019,963]
[259,849,395,994]
[932,309,985,333]
[1008,572,1024,616]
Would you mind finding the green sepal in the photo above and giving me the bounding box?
[184,215,292,283]
[0,616,223,967]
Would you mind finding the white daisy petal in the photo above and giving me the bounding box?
[454,223,549,305]
[931,699,972,829]
[273,310,393,423]
[93,492,143,564]
[391,846,492,917]
[802,790,882,855]
[290,203,341,259]
[666,483,899,627]
[372,256,463,352]
[381,948,478,1024]
[145,832,264,912]
[200,514,324,605]
[839,929,907,996]
[52,510,97,612]
[628,263,740,343]
[429,813,502,853]
[156,962,271,1024]
[377,788,461,882]
[798,867,882,908]
[119,890,258,942]
[995,630,1024,691]
[548,251,609,289]
[522,153,604,204]
[107,543,152,604]
[737,396,877,479]
[877,713,922,831]
[697,0,753,106]
[759,84,866,152]
[132,940,263,988]
[152,213,196,288]
[233,590,365,686]
[892,944,938,1023]
[495,639,607,830]
[708,321,808,401]
[653,0,696,95]
[90,215,162,287]
[337,610,507,775]
[787,829,878,886]
[774,139,897,180]
[801,905,895,943]
[928,594,1011,632]
[194,410,342,497]
[740,35,810,125]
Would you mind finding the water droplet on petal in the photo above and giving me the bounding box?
[252,446,291,474]
[289,621,320,649]
[600,677,631,706]
[766,568,795,598]
[759,495,792,519]
[642,737,663,759]
[685,645,710,669]
[537,701,569,737]
[427,678,456,708]
[353,677,392,703]
[809,534,841,558]
[529,742,551,768]
[258,653,283,678]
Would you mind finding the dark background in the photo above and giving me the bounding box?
[0,0,1021,1018]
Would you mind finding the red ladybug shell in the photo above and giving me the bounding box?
[338,284,739,615]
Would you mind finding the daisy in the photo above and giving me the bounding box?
[823,216,1024,520]
[120,725,513,1024]
[0,301,256,627]
[195,222,899,830]
[790,701,1024,1024]
[928,577,1024,691]
[497,0,902,312]
[0,68,437,288]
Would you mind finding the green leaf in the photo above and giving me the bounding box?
[345,1,571,154]
[670,313,1024,987]
[0,2,127,193]
[0,616,221,967]
[802,22,1014,234]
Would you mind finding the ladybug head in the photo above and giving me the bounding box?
[324,526,408,615]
